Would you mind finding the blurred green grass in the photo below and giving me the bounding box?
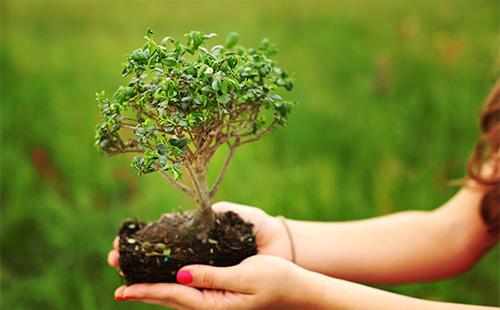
[1,1,498,309]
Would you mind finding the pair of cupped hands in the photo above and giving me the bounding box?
[107,202,308,310]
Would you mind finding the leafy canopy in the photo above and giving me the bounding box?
[95,30,295,180]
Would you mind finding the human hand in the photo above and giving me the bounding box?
[107,201,293,268]
[107,236,120,268]
[211,201,293,260]
[113,255,309,310]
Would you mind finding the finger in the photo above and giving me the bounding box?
[177,265,253,293]
[122,297,164,305]
[115,283,204,309]
[212,202,254,224]
[114,285,126,297]
[113,236,119,250]
[107,250,119,267]
[119,297,184,309]
[211,202,233,213]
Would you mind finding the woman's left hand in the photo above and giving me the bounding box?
[114,255,308,310]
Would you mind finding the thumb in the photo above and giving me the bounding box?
[176,264,252,293]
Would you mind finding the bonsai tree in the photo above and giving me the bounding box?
[95,29,295,283]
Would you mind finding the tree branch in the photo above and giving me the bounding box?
[159,170,195,197]
[185,164,204,200]
[120,122,137,129]
[210,143,237,198]
[236,122,275,146]
[106,148,143,156]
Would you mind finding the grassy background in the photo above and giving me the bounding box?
[1,0,499,309]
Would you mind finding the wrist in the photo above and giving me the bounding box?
[283,264,329,310]
[268,215,295,261]
[276,215,296,263]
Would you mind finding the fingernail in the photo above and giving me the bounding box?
[115,296,135,301]
[176,271,193,284]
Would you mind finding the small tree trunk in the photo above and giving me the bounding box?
[190,165,215,235]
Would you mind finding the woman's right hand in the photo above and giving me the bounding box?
[113,255,309,310]
[107,201,293,268]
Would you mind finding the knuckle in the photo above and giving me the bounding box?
[200,271,215,288]
[132,283,159,299]
[136,283,153,298]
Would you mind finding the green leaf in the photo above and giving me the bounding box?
[162,57,177,67]
[220,80,228,94]
[161,36,174,45]
[225,32,239,49]
[157,144,169,155]
[186,31,204,52]
[260,38,270,50]
[207,238,218,244]
[171,166,181,180]
[211,79,220,91]
[169,137,188,149]
[131,49,148,65]
[163,248,172,256]
[203,33,217,39]
[226,55,237,68]
[122,64,133,76]
[217,94,230,104]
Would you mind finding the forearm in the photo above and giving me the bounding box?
[285,187,492,284]
[286,211,446,283]
[291,267,496,310]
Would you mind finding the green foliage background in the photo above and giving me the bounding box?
[1,1,498,309]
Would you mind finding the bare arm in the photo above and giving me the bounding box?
[286,183,498,284]
[294,263,498,310]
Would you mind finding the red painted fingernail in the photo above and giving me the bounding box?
[115,296,135,301]
[176,271,193,284]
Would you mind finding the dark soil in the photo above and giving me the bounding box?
[118,211,257,284]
